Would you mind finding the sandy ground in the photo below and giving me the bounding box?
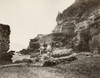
[0,53,100,78]
[0,66,64,78]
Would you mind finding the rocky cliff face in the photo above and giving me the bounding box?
[28,0,100,54]
[0,24,10,58]
[53,0,100,53]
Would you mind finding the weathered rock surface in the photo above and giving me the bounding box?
[28,0,100,54]
[53,0,100,53]
[0,24,10,58]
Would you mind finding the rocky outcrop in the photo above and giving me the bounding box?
[53,0,100,53]
[28,0,100,54]
[28,34,47,50]
[89,19,100,54]
[0,24,10,58]
[28,33,67,49]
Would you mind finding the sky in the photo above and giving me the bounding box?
[0,0,74,51]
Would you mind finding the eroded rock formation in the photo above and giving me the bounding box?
[0,24,10,58]
[28,0,100,54]
[53,0,100,53]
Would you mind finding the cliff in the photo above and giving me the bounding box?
[28,0,100,54]
[53,0,100,33]
[53,0,100,53]
[0,24,10,58]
